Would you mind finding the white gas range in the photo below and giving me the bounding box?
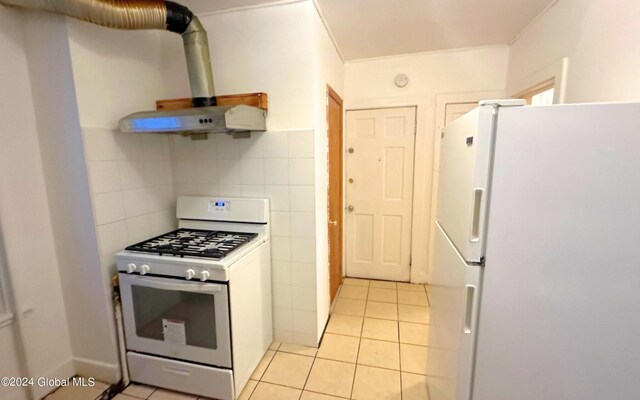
[116,196,273,400]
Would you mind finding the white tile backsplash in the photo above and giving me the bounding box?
[271,236,291,261]
[241,158,265,185]
[291,237,316,263]
[264,158,290,185]
[290,212,315,238]
[122,188,149,218]
[126,214,152,243]
[289,158,314,185]
[290,185,315,212]
[86,129,318,347]
[88,161,121,194]
[264,185,290,211]
[263,132,289,159]
[84,127,176,279]
[93,191,125,225]
[273,284,293,308]
[288,131,314,158]
[119,161,146,190]
[270,212,291,236]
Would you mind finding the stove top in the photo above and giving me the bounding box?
[125,228,258,260]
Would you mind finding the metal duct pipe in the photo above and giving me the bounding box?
[0,0,216,106]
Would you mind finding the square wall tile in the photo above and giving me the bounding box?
[217,159,242,185]
[273,307,293,333]
[237,135,264,159]
[119,161,146,190]
[97,221,128,256]
[93,191,125,225]
[263,132,289,158]
[264,158,290,184]
[122,188,148,218]
[264,185,290,211]
[292,262,317,288]
[88,161,121,194]
[290,212,315,238]
[214,135,241,159]
[293,310,317,334]
[273,284,293,308]
[241,158,265,185]
[290,185,315,212]
[292,286,316,312]
[125,214,151,244]
[270,211,291,236]
[288,131,314,158]
[291,237,316,263]
[272,261,292,285]
[271,236,291,261]
[289,159,314,185]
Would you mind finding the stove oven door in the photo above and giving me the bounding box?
[119,273,232,368]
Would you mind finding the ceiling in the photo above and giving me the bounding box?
[314,0,554,61]
[181,0,555,61]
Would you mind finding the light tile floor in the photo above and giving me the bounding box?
[44,278,432,400]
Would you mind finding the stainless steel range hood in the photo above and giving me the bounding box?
[119,105,266,134]
[0,0,267,135]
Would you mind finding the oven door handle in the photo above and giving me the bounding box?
[136,277,223,293]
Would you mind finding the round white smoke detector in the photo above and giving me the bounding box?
[394,73,409,88]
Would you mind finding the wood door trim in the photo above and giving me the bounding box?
[327,85,343,106]
[327,85,343,304]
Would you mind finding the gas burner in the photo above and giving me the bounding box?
[126,229,258,259]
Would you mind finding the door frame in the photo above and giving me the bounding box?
[326,85,344,303]
[343,105,417,282]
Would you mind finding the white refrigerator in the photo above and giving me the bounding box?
[429,100,640,400]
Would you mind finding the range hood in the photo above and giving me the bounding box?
[0,0,267,135]
[119,105,266,134]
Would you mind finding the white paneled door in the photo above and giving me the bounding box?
[345,107,416,281]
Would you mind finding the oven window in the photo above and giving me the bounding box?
[131,285,217,349]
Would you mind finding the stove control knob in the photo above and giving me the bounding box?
[126,263,137,274]
[200,270,210,282]
[139,264,150,275]
[185,269,196,280]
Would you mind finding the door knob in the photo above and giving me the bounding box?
[348,147,354,154]
[348,178,354,183]
[329,220,337,226]
[347,205,354,212]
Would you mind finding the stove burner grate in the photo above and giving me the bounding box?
[125,228,258,260]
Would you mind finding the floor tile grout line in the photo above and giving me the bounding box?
[397,291,404,400]
[349,285,366,400]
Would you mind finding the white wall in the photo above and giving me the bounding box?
[312,7,344,338]
[344,46,509,283]
[162,1,323,346]
[0,7,74,399]
[507,0,640,102]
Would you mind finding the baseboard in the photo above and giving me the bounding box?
[32,358,75,400]
[73,357,121,384]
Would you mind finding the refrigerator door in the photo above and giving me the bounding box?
[429,223,481,400]
[437,106,493,263]
[472,103,640,400]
